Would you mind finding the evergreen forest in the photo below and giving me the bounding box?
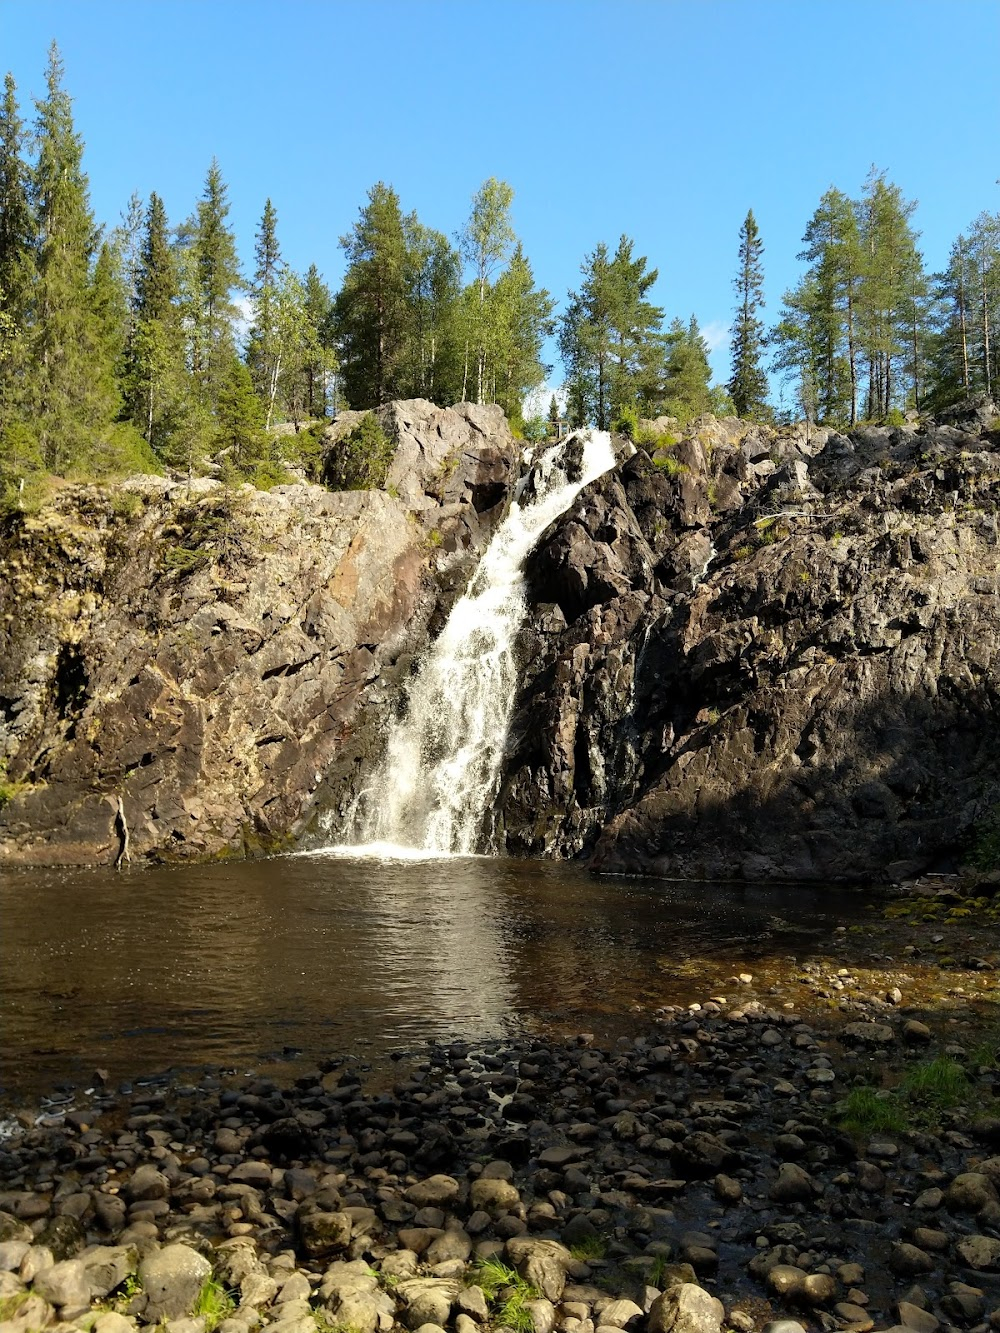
[1,45,998,510]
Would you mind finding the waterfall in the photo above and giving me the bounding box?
[339,431,616,857]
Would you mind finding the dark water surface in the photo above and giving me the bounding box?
[0,852,879,1102]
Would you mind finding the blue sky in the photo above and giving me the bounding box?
[3,0,998,406]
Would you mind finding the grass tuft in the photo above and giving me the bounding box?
[194,1277,236,1333]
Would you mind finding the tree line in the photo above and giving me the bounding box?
[1,45,997,508]
[772,169,1000,426]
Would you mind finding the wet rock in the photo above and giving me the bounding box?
[599,1299,644,1328]
[946,1173,998,1212]
[469,1178,519,1215]
[455,1284,489,1321]
[842,1023,894,1046]
[904,1021,933,1045]
[896,1301,939,1333]
[397,1276,457,1329]
[713,1174,742,1204]
[889,1243,936,1276]
[769,1163,817,1203]
[93,1313,138,1333]
[956,1235,1000,1271]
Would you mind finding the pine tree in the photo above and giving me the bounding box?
[334,182,409,408]
[30,43,119,472]
[856,169,925,418]
[727,210,770,419]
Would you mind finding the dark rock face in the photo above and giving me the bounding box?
[498,404,1000,881]
[0,401,518,866]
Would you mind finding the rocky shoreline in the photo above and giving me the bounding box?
[4,895,1000,1333]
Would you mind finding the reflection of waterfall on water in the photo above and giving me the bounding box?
[339,431,616,856]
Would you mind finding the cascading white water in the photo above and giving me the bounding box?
[341,431,616,857]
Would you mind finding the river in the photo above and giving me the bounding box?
[0,853,878,1104]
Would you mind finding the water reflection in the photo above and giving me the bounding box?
[0,856,878,1101]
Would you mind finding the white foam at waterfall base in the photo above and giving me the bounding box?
[325,430,616,858]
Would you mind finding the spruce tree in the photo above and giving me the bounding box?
[559,237,664,429]
[126,191,188,452]
[185,159,241,408]
[334,182,409,408]
[246,198,283,424]
[30,42,118,472]
[302,264,335,418]
[0,71,36,435]
[727,209,770,419]
[661,316,714,422]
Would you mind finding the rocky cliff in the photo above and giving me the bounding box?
[497,398,1000,881]
[0,401,518,866]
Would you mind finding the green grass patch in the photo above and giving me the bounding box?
[471,1256,540,1331]
[836,1086,908,1136]
[194,1277,236,1333]
[569,1235,607,1262]
[902,1057,970,1110]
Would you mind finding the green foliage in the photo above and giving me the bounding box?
[0,759,29,809]
[471,1258,525,1300]
[614,406,639,439]
[471,1256,539,1332]
[193,1278,235,1333]
[335,182,410,408]
[522,414,548,443]
[902,1057,969,1110]
[560,236,665,429]
[326,412,395,491]
[653,452,688,477]
[281,420,329,480]
[569,1235,607,1262]
[836,1086,908,1136]
[838,1057,972,1138]
[662,316,715,423]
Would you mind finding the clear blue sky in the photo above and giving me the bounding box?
[3,0,998,405]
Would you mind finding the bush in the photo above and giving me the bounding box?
[282,421,329,481]
[325,412,395,491]
[613,406,639,440]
